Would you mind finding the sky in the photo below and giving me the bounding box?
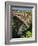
[11,7,33,11]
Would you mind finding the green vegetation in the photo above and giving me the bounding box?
[16,10,32,14]
[26,31,32,38]
[22,23,32,38]
[26,11,32,15]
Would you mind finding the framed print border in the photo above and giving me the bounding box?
[5,1,37,44]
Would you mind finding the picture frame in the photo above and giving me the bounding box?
[5,1,37,44]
